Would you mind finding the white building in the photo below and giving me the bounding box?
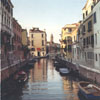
[93,1,100,70]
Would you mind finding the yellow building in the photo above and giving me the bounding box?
[60,23,79,60]
[21,29,28,46]
[28,27,47,57]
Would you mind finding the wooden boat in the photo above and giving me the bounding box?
[28,58,37,66]
[59,68,70,76]
[78,81,100,100]
[53,61,59,67]
[15,71,27,83]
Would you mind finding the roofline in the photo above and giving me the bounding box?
[8,0,14,8]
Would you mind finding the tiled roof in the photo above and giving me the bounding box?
[30,28,45,33]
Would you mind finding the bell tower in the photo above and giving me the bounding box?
[50,34,53,44]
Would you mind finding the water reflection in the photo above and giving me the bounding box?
[62,77,79,100]
[2,59,87,100]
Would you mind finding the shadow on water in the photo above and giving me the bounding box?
[78,91,88,100]
[1,58,91,100]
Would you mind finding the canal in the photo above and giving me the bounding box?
[1,59,87,100]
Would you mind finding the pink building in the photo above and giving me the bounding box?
[13,18,23,60]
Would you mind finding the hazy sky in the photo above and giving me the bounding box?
[12,0,87,43]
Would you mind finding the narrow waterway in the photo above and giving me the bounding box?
[2,59,87,100]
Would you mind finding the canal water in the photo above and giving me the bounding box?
[1,59,87,100]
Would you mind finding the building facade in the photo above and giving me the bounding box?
[21,29,28,46]
[82,0,94,68]
[72,23,80,62]
[21,29,30,59]
[93,1,100,70]
[28,28,47,57]
[77,0,100,69]
[13,18,23,60]
[0,0,14,68]
[61,24,79,61]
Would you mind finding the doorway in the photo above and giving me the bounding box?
[38,52,40,56]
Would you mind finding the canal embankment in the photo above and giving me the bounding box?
[56,56,100,85]
[0,55,49,83]
[1,58,88,100]
[1,59,29,82]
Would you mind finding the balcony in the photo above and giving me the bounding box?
[1,23,12,32]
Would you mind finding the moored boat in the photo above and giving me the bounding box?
[53,61,59,67]
[78,81,100,100]
[59,68,70,76]
[14,71,28,83]
[28,62,34,66]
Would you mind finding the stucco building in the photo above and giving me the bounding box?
[81,0,94,68]
[13,18,23,60]
[21,29,28,46]
[72,22,80,62]
[77,0,100,69]
[0,0,14,68]
[60,23,79,61]
[93,1,100,70]
[28,27,47,57]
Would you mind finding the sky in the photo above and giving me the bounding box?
[11,0,87,43]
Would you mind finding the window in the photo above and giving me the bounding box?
[83,13,85,19]
[91,35,94,48]
[42,52,44,56]
[86,11,88,16]
[82,25,86,34]
[96,54,98,61]
[42,34,44,38]
[42,48,44,51]
[64,28,66,31]
[94,12,97,24]
[42,40,44,46]
[91,5,93,11]
[4,12,6,25]
[31,34,33,38]
[32,40,34,46]
[31,48,35,51]
[87,37,89,47]
[88,21,92,32]
[68,28,72,33]
[95,34,97,45]
[87,52,94,59]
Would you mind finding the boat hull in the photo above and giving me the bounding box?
[78,82,100,100]
[79,89,100,100]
